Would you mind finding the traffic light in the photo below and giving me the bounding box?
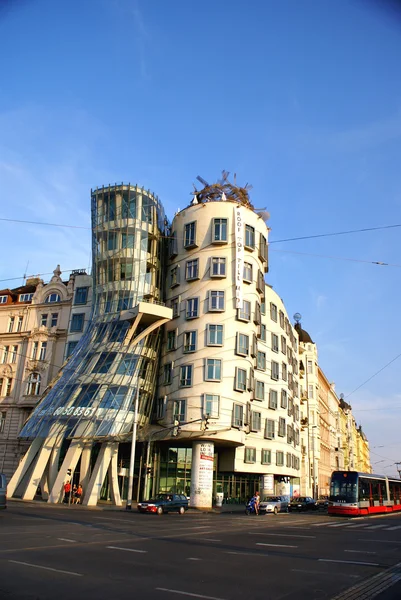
[146,467,152,475]
[172,419,181,436]
[67,468,72,477]
[204,416,210,431]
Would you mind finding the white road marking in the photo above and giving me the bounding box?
[256,542,297,548]
[225,551,262,556]
[107,546,147,553]
[156,587,227,600]
[318,559,379,566]
[360,539,401,544]
[200,539,221,542]
[187,558,202,561]
[291,568,359,578]
[344,550,377,555]
[8,560,83,576]
[57,538,76,543]
[326,522,354,528]
[346,524,372,528]
[251,533,315,539]
[387,525,401,530]
[365,524,386,529]
[311,522,334,527]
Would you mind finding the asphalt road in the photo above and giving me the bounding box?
[1,503,401,600]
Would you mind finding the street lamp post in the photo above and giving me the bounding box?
[312,425,318,500]
[126,385,140,510]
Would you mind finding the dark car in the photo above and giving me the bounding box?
[137,493,188,515]
[316,496,329,510]
[288,496,317,512]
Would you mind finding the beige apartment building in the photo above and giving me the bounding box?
[0,267,91,480]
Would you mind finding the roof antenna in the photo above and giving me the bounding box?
[23,260,29,285]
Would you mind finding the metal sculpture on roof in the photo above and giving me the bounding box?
[191,171,254,209]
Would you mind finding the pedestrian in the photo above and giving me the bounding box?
[63,481,71,503]
[254,491,260,515]
[74,484,83,504]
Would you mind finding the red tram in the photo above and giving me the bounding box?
[328,471,401,516]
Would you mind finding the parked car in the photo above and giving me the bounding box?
[316,496,329,510]
[288,496,317,512]
[259,496,289,515]
[137,493,188,515]
[0,473,6,510]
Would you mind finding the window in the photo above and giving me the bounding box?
[155,397,166,420]
[207,324,223,346]
[122,189,136,219]
[270,303,278,322]
[121,233,135,248]
[261,449,271,465]
[286,453,292,468]
[257,269,264,294]
[5,378,12,396]
[31,341,39,360]
[276,451,284,467]
[173,399,186,423]
[245,447,256,463]
[179,364,193,387]
[170,265,180,287]
[183,330,197,353]
[75,287,88,305]
[279,311,285,329]
[39,314,47,328]
[257,351,266,371]
[211,257,226,278]
[251,334,257,358]
[186,259,199,281]
[51,313,58,328]
[167,330,176,351]
[243,262,253,282]
[16,316,23,332]
[27,372,41,395]
[184,221,197,248]
[186,297,199,319]
[141,195,153,223]
[259,324,266,342]
[171,296,180,318]
[45,293,61,303]
[278,417,286,437]
[237,300,251,322]
[259,233,268,263]
[39,342,47,361]
[19,293,33,302]
[281,389,288,409]
[2,346,9,364]
[234,367,247,392]
[205,358,221,381]
[70,313,85,332]
[269,389,278,410]
[308,384,314,399]
[109,320,129,343]
[163,363,172,385]
[116,356,138,376]
[271,361,279,380]
[245,225,255,249]
[8,317,14,332]
[232,404,244,427]
[209,290,225,311]
[282,362,287,381]
[281,336,287,354]
[254,302,261,325]
[99,386,127,410]
[10,346,17,363]
[213,218,228,243]
[236,333,249,356]
[254,380,265,401]
[307,360,313,374]
[169,232,178,257]
[120,261,133,281]
[0,295,7,304]
[251,411,262,432]
[93,352,116,373]
[265,419,275,439]
[271,333,279,353]
[204,394,219,418]
[0,411,6,433]
[261,301,266,315]
[66,341,78,358]
[107,232,117,251]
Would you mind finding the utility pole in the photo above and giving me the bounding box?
[126,385,140,510]
[396,462,401,479]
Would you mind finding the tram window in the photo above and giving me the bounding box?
[358,478,370,501]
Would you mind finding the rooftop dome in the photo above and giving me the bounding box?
[294,322,314,344]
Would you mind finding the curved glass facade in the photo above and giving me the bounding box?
[20,184,167,441]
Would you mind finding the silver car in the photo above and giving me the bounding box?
[259,495,288,515]
[0,473,6,510]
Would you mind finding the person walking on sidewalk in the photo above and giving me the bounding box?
[63,481,71,503]
[74,484,83,504]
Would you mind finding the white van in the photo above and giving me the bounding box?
[0,473,7,509]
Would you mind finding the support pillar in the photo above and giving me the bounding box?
[48,439,84,504]
[79,443,93,493]
[108,442,122,507]
[190,441,214,509]
[22,437,56,500]
[7,436,43,497]
[82,442,116,507]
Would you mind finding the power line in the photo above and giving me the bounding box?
[346,351,401,399]
[0,217,90,230]
[270,223,401,244]
[270,248,401,268]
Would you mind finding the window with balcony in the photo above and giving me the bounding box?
[245,225,255,249]
[184,221,197,248]
[245,447,256,463]
[206,324,223,346]
[254,380,265,401]
[186,297,199,319]
[232,404,244,428]
[183,330,197,353]
[234,367,247,392]
[236,333,249,356]
[269,389,278,409]
[213,218,228,243]
[204,394,219,418]
[179,364,193,387]
[211,257,226,278]
[205,358,221,381]
[209,291,225,312]
[186,259,199,281]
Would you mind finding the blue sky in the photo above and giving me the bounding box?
[1,0,401,474]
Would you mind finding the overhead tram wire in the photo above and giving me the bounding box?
[269,248,401,268]
[345,350,401,399]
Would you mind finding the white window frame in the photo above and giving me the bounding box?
[204,394,219,418]
[265,419,275,439]
[212,218,228,244]
[45,293,61,304]
[39,342,47,361]
[244,447,256,463]
[261,449,271,465]
[184,221,197,248]
[186,297,199,319]
[234,367,247,392]
[209,290,225,312]
[19,293,33,302]
[245,224,255,249]
[179,364,193,388]
[0,295,7,304]
[254,380,265,401]
[173,399,186,422]
[236,333,249,357]
[269,389,278,410]
[183,330,197,353]
[276,451,284,466]
[206,324,223,346]
[211,257,226,278]
[237,300,251,322]
[185,259,199,281]
[232,404,244,428]
[204,358,221,382]
[257,351,266,371]
[271,361,280,380]
[251,411,262,432]
[243,262,253,283]
[27,372,41,396]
